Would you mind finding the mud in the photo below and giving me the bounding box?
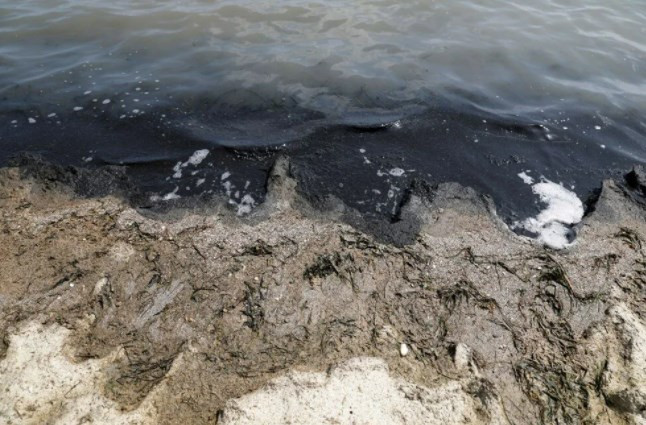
[1,157,645,424]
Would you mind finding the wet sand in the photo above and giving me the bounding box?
[1,158,646,424]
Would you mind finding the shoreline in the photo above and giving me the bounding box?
[1,158,646,424]
[4,97,643,233]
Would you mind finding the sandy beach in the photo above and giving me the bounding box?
[1,157,646,424]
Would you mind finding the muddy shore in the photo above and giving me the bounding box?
[1,158,645,424]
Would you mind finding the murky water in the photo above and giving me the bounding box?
[1,0,645,231]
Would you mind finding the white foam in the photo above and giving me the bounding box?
[73,106,83,111]
[28,118,36,124]
[389,168,405,177]
[221,171,231,180]
[47,113,57,118]
[518,171,534,185]
[186,149,209,166]
[515,176,584,249]
[149,186,181,202]
[162,187,180,201]
[102,99,111,105]
[223,180,233,197]
[236,194,256,216]
[169,150,210,179]
[172,162,183,179]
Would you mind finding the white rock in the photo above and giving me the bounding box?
[93,277,108,295]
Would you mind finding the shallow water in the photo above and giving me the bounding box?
[2,0,645,114]
[1,0,645,230]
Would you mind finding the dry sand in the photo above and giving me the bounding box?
[1,158,646,424]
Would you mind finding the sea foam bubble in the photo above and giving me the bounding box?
[515,174,584,249]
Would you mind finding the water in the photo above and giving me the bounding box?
[1,0,645,233]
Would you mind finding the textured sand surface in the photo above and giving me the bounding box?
[1,159,646,424]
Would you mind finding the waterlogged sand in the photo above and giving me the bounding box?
[1,158,646,424]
